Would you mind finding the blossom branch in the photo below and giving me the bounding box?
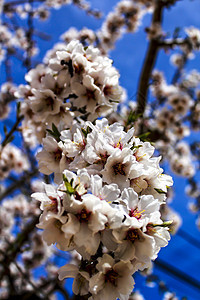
[3,0,45,10]
[158,37,190,49]
[171,52,188,84]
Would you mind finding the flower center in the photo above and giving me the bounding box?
[104,269,118,285]
[54,83,63,95]
[53,148,62,161]
[86,89,95,100]
[114,139,123,150]
[103,85,112,96]
[76,208,91,223]
[126,229,140,243]
[55,219,62,230]
[45,96,54,110]
[112,162,126,175]
[95,152,109,166]
[129,208,145,220]
[47,196,58,213]
[74,62,84,75]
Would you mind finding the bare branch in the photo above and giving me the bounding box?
[1,115,23,148]
[136,1,164,116]
[155,258,200,291]
[0,169,39,202]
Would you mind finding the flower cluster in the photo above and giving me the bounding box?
[97,0,146,53]
[0,143,29,180]
[0,180,60,299]
[32,118,172,299]
[185,26,200,50]
[0,82,17,120]
[15,40,124,147]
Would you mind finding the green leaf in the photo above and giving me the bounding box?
[131,144,143,151]
[154,188,167,195]
[127,111,142,125]
[152,221,173,228]
[46,123,61,142]
[81,126,91,138]
[52,123,60,136]
[65,182,75,195]
[63,174,75,195]
[138,132,151,142]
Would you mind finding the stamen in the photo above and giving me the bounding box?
[76,208,91,223]
[126,228,140,243]
[129,208,145,219]
[112,162,126,175]
[53,148,62,161]
[104,269,118,285]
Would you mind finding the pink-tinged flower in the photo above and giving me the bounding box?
[101,148,140,189]
[29,89,62,122]
[112,226,155,266]
[36,136,69,175]
[89,254,134,300]
[37,212,68,251]
[31,183,63,215]
[71,75,103,113]
[121,188,161,229]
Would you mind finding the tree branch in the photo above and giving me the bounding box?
[3,0,45,10]
[158,37,189,49]
[177,228,200,250]
[0,169,39,202]
[155,258,200,291]
[2,215,40,263]
[136,1,164,116]
[1,115,23,148]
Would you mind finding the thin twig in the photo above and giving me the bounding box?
[158,38,190,49]
[1,115,23,148]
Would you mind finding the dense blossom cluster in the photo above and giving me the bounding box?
[0,179,63,299]
[52,0,156,54]
[15,40,124,148]
[97,0,146,53]
[0,0,101,68]
[148,67,199,181]
[32,117,172,299]
[110,64,199,228]
[0,142,29,180]
[117,65,199,176]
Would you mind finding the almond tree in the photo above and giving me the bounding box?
[0,1,200,299]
